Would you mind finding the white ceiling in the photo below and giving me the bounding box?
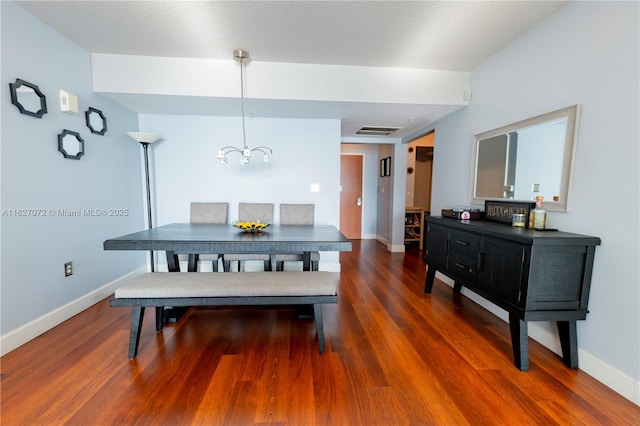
[16,0,570,140]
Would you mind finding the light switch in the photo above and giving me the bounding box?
[532,183,540,192]
[59,90,78,114]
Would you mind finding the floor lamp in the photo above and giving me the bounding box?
[127,132,162,272]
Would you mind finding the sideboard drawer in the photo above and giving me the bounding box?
[448,251,477,281]
[450,229,481,258]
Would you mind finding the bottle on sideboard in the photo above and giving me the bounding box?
[532,195,547,229]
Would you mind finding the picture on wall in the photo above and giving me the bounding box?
[382,156,392,177]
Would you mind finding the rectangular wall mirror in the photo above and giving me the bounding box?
[470,105,580,212]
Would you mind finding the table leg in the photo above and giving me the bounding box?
[303,251,311,271]
[166,251,180,272]
[187,254,198,272]
[155,307,164,331]
[163,250,188,322]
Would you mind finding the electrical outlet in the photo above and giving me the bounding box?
[64,261,73,277]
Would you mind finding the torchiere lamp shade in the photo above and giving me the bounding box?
[127,132,161,144]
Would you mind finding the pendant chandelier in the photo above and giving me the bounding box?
[217,49,272,165]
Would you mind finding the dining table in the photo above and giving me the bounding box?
[103,222,352,272]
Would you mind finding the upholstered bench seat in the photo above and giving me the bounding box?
[110,271,337,358]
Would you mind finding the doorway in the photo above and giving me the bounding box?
[340,154,363,239]
[414,147,434,213]
[406,132,435,214]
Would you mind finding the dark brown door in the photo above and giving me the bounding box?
[340,154,363,239]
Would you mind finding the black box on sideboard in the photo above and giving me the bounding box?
[441,208,484,220]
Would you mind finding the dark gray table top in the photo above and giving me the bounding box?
[104,223,352,254]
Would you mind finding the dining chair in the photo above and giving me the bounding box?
[222,202,274,272]
[178,202,228,272]
[276,203,320,271]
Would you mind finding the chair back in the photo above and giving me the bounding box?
[190,202,228,224]
[238,202,274,222]
[280,204,315,225]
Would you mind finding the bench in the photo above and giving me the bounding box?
[109,271,337,359]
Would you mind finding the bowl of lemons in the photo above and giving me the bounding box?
[232,221,271,233]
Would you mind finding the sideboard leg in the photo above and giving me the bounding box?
[453,282,462,293]
[509,313,529,371]
[424,265,436,293]
[557,321,579,369]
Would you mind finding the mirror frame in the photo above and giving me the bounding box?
[9,78,48,118]
[85,107,107,135]
[470,105,580,212]
[58,129,85,160]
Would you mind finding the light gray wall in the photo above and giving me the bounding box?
[376,145,394,243]
[390,143,410,250]
[431,0,639,385]
[1,2,143,336]
[137,114,343,269]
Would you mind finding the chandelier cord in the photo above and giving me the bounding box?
[240,56,247,150]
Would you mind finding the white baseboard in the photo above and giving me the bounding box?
[0,267,146,357]
[578,346,640,405]
[318,263,341,272]
[435,272,639,406]
[388,244,405,252]
[375,235,408,253]
[375,235,389,246]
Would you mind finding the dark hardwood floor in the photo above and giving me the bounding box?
[2,240,638,425]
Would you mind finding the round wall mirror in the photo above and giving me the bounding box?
[85,107,107,135]
[9,79,47,118]
[58,130,85,160]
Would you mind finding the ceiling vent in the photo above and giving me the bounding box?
[356,126,402,136]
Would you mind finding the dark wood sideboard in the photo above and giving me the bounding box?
[423,216,600,371]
